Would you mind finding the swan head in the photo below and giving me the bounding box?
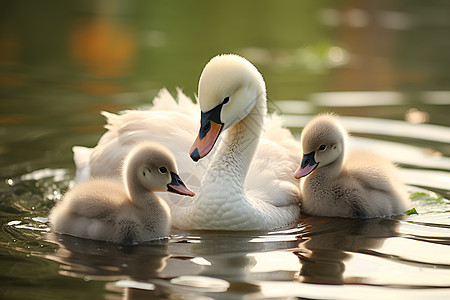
[294,114,347,179]
[125,143,195,197]
[190,54,266,161]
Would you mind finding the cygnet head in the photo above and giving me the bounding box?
[124,143,195,197]
[190,54,266,161]
[294,114,348,179]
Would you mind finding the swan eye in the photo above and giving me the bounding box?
[319,145,326,151]
[158,166,168,174]
[203,122,211,132]
[223,97,230,104]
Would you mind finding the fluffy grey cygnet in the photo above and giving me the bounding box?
[295,114,411,218]
[49,142,195,244]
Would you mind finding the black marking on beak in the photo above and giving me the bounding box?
[190,100,228,162]
[191,148,200,162]
[199,103,224,140]
[167,172,195,196]
[168,172,185,189]
[301,152,317,168]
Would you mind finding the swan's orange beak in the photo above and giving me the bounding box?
[190,121,223,162]
[167,172,195,197]
[294,152,318,179]
[190,100,226,162]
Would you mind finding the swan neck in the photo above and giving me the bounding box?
[125,170,159,209]
[206,93,266,186]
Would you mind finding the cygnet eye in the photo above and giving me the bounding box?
[319,145,326,151]
[223,97,230,104]
[158,166,168,174]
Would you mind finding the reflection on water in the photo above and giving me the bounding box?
[1,0,450,299]
[296,217,396,285]
[297,217,450,287]
[5,213,446,299]
[46,233,169,281]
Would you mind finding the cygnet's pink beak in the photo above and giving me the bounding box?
[294,152,319,179]
[294,164,318,179]
[190,121,223,162]
[167,172,195,197]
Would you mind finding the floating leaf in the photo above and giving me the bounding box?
[404,207,418,215]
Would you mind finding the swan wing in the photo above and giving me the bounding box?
[73,89,213,206]
[73,146,92,182]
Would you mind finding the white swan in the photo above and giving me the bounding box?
[50,143,195,244]
[73,54,301,230]
[294,114,411,218]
